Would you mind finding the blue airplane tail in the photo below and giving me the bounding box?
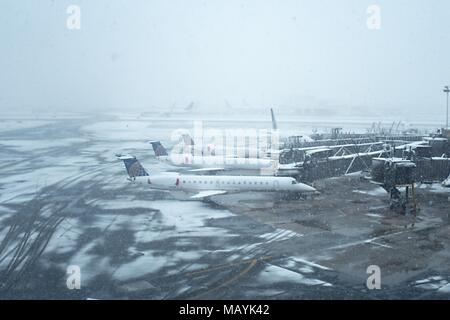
[118,155,149,178]
[149,141,169,157]
[182,134,195,146]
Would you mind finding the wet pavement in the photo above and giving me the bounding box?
[0,115,449,299]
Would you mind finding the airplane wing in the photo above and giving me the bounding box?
[188,168,225,173]
[190,190,227,199]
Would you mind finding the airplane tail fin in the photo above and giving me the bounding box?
[118,155,149,178]
[185,101,194,111]
[270,108,278,130]
[149,141,169,157]
[182,134,195,146]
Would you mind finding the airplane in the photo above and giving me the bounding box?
[118,155,316,199]
[149,141,278,173]
[179,133,274,158]
[174,108,282,158]
[160,101,195,118]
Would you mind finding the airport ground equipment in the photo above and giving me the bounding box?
[371,158,418,215]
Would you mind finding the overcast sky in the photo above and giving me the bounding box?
[0,0,449,116]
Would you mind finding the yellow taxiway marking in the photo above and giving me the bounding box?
[193,258,261,299]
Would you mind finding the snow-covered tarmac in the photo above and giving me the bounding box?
[0,114,449,299]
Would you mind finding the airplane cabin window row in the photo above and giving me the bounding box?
[182,180,271,186]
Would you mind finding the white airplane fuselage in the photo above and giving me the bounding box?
[190,145,268,158]
[132,173,316,194]
[160,154,276,171]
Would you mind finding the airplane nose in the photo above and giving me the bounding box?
[297,183,316,193]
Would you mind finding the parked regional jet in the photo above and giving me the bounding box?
[118,155,316,199]
[179,133,275,158]
[178,108,281,158]
[149,141,277,173]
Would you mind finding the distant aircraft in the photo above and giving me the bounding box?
[224,99,233,110]
[185,101,194,111]
[161,102,177,117]
[118,155,316,199]
[149,141,277,173]
[160,101,194,117]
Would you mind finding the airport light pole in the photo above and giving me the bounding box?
[444,86,450,129]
